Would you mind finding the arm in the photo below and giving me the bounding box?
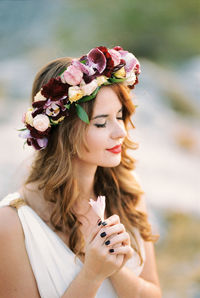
[108,196,162,298]
[61,268,103,298]
[0,207,40,298]
[0,207,123,298]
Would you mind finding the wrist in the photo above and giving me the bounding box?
[110,266,124,280]
[81,267,104,286]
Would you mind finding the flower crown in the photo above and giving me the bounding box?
[18,46,141,150]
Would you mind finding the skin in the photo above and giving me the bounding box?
[0,86,161,297]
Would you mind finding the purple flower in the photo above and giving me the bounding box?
[87,48,107,74]
[72,60,95,77]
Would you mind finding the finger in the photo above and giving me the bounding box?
[101,214,120,227]
[109,245,134,257]
[86,219,106,244]
[103,232,130,247]
[100,223,126,239]
[93,223,125,248]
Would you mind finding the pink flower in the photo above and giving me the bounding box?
[81,80,98,96]
[119,51,139,73]
[108,49,121,66]
[72,60,95,76]
[89,196,106,221]
[33,114,50,132]
[61,65,83,86]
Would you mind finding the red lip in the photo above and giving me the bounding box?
[106,144,121,154]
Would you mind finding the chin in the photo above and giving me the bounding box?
[99,158,121,168]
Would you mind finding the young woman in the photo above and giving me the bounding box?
[0,46,161,297]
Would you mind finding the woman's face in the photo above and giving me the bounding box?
[78,86,127,168]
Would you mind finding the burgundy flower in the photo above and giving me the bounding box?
[32,100,47,109]
[26,123,51,139]
[32,107,44,118]
[41,78,69,100]
[87,48,107,74]
[97,46,114,77]
[113,46,124,51]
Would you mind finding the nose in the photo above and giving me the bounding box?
[110,120,127,140]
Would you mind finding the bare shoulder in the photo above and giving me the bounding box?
[0,206,23,233]
[0,206,40,298]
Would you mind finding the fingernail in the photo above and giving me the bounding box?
[100,232,107,238]
[98,220,102,226]
[102,221,107,226]
[109,248,114,253]
[105,240,110,245]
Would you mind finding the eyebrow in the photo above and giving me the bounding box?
[92,107,123,120]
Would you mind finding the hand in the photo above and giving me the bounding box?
[101,214,134,271]
[82,217,125,283]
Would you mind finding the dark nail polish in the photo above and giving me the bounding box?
[105,240,110,245]
[102,221,107,226]
[100,232,107,238]
[98,220,102,226]
[109,248,114,253]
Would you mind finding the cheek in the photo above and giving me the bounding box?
[86,129,106,151]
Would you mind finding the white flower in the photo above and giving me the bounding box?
[33,114,50,132]
[125,71,136,86]
[89,196,106,221]
[81,80,98,96]
[68,86,84,103]
[96,75,108,86]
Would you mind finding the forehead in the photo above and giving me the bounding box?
[92,86,122,114]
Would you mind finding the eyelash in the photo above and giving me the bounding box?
[94,117,124,128]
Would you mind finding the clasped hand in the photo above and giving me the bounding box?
[82,214,134,283]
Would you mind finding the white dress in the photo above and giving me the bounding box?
[0,192,145,298]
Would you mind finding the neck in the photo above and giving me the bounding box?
[72,157,97,203]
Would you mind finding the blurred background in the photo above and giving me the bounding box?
[0,0,199,297]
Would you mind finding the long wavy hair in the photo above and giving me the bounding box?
[23,57,158,264]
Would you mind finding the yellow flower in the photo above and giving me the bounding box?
[68,86,84,103]
[114,67,126,79]
[96,75,108,86]
[25,108,34,126]
[51,116,65,125]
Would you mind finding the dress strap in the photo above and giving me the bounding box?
[9,198,26,210]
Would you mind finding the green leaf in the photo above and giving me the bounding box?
[75,104,89,124]
[109,77,126,83]
[78,87,100,103]
[64,103,71,109]
[102,80,112,86]
[80,59,87,64]
[17,127,27,131]
[58,67,67,77]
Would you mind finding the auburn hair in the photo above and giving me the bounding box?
[23,57,158,264]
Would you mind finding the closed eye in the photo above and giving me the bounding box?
[94,117,124,128]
